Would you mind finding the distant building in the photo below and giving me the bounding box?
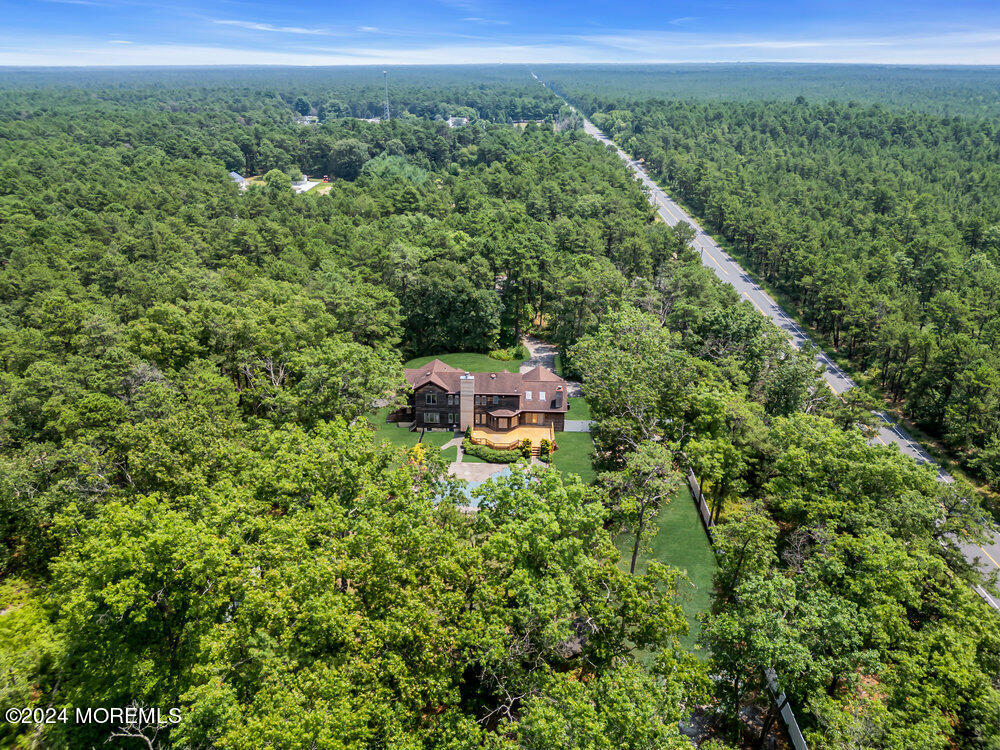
[291,175,317,194]
[447,116,470,128]
[228,172,246,187]
[295,115,319,126]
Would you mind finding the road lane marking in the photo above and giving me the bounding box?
[704,249,730,275]
[975,585,1000,612]
[976,543,1000,570]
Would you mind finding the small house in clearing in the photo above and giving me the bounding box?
[390,359,569,442]
[228,171,246,188]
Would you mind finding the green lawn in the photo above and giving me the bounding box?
[551,431,596,484]
[567,397,590,420]
[460,450,488,463]
[368,408,456,451]
[440,445,458,462]
[553,353,563,376]
[616,486,717,652]
[404,352,523,373]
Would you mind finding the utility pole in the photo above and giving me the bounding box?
[382,70,391,121]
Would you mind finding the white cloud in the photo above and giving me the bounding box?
[108,39,133,44]
[5,28,1000,66]
[212,19,334,36]
[36,0,112,5]
[358,26,379,33]
[575,29,1000,62]
[462,17,509,25]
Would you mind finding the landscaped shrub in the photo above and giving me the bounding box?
[519,438,533,459]
[487,343,527,361]
[462,438,521,464]
[539,438,552,462]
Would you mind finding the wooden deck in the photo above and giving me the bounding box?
[470,424,554,450]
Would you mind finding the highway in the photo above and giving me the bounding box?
[534,73,1000,608]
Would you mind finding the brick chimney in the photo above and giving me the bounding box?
[459,373,475,431]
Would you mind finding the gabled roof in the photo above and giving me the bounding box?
[522,365,563,382]
[406,359,463,392]
[402,360,568,413]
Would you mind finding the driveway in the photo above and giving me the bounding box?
[521,336,583,397]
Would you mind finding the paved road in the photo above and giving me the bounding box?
[534,73,1000,607]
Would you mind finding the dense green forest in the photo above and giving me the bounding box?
[573,95,1000,492]
[1,69,998,749]
[543,64,1000,119]
[0,66,560,123]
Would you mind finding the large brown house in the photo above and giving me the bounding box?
[391,359,569,432]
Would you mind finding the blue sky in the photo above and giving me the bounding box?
[3,0,1000,66]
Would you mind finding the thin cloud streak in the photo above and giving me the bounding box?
[212,19,335,35]
[5,28,1000,66]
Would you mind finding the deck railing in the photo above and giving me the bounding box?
[469,424,555,452]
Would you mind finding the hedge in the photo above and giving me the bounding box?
[462,438,522,464]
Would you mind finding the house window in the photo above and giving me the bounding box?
[448,412,457,423]
[539,391,546,402]
[526,390,532,400]
[499,418,508,429]
[425,393,437,405]
[492,395,499,405]
[475,413,484,424]
[425,412,440,424]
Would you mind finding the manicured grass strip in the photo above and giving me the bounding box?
[367,408,455,451]
[551,431,596,484]
[368,408,420,450]
[553,353,563,376]
[460,450,488,463]
[567,397,590,420]
[440,445,458,462]
[615,485,717,652]
[404,352,523,373]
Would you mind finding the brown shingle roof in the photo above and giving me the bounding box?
[403,361,568,413]
[473,371,523,395]
[405,359,463,391]
[522,365,563,382]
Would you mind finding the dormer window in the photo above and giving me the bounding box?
[539,391,546,402]
[526,390,532,400]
